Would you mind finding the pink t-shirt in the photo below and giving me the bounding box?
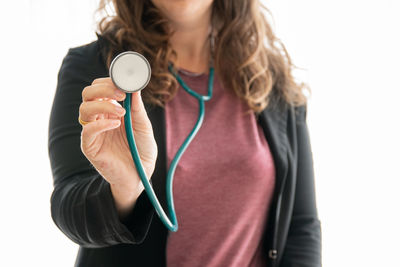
[165,68,276,267]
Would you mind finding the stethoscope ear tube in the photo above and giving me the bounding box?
[123,93,178,232]
[112,51,214,232]
[123,90,210,232]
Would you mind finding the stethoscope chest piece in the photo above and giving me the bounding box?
[109,51,151,93]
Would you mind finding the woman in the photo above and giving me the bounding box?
[49,0,321,266]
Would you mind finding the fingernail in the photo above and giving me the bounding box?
[115,90,124,98]
[115,106,125,114]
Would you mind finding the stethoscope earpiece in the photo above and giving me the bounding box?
[109,51,151,93]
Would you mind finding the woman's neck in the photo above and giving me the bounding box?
[168,9,212,74]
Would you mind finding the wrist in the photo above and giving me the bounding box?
[110,181,144,219]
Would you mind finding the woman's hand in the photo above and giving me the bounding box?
[79,77,158,217]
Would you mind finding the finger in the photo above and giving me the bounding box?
[79,100,126,122]
[82,83,125,102]
[81,119,121,149]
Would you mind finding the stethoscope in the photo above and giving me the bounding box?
[109,51,214,232]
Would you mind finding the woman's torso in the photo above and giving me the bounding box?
[164,68,276,266]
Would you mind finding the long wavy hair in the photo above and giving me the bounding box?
[96,0,309,114]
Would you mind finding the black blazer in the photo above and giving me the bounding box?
[49,34,321,267]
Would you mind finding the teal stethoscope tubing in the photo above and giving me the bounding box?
[122,65,214,232]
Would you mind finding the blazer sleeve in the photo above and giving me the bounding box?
[48,47,154,248]
[280,105,322,267]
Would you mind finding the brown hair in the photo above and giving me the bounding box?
[96,0,309,114]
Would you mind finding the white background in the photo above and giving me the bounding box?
[1,0,399,266]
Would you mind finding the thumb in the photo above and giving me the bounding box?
[130,90,146,114]
[129,90,152,130]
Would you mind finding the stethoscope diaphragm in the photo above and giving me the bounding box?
[109,51,151,93]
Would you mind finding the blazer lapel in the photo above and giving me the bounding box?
[256,96,290,261]
[257,97,289,197]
